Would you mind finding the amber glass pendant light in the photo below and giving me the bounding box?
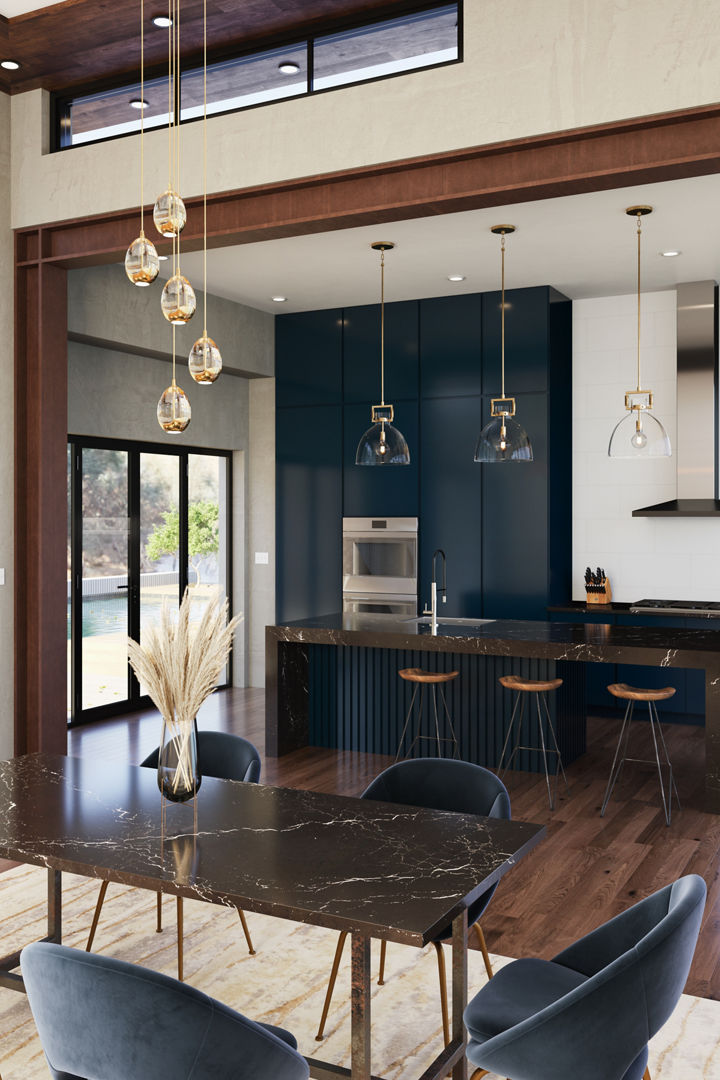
[474,225,533,463]
[355,242,410,466]
[159,0,196,325]
[608,207,671,458]
[189,0,222,384]
[153,0,186,237]
[158,325,192,433]
[125,0,159,287]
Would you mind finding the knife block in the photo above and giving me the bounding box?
[586,578,612,605]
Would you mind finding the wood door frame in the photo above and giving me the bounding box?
[15,101,720,754]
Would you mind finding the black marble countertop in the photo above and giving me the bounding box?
[269,613,720,668]
[0,753,544,946]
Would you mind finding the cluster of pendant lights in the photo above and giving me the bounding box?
[358,205,671,466]
[124,0,221,434]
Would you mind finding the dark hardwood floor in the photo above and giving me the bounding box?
[65,688,720,1000]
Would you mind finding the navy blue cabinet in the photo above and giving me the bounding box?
[276,405,342,621]
[419,395,483,616]
[482,287,551,395]
[342,300,419,404]
[419,295,482,398]
[275,310,342,407]
[343,399,419,518]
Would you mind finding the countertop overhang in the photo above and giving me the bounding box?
[268,613,720,670]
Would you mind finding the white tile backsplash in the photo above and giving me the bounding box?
[573,289,720,603]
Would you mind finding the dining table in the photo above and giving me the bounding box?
[0,752,545,1080]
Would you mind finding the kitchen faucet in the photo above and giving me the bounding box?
[422,549,447,633]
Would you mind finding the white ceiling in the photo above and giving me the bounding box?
[0,0,59,15]
[156,172,720,314]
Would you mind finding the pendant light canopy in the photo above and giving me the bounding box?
[355,242,410,466]
[608,206,671,458]
[474,225,533,463]
[124,0,159,287]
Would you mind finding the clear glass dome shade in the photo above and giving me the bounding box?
[474,416,533,462]
[125,233,160,286]
[355,421,410,465]
[189,333,222,383]
[157,383,191,433]
[153,189,187,237]
[161,273,196,324]
[608,411,671,458]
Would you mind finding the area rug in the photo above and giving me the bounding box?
[0,865,717,1079]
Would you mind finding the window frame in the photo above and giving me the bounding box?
[51,0,463,153]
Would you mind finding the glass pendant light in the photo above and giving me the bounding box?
[355,241,410,466]
[161,271,196,324]
[158,326,191,433]
[189,0,223,384]
[153,0,186,238]
[474,225,533,463]
[608,206,671,458]
[125,0,159,286]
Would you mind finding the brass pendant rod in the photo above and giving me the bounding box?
[500,232,506,400]
[636,210,642,392]
[139,0,145,234]
[175,0,181,274]
[380,248,385,406]
[166,0,172,193]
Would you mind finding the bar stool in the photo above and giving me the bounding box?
[497,674,569,810]
[395,668,460,761]
[601,683,681,826]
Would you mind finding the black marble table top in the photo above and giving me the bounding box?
[269,613,720,668]
[0,754,544,946]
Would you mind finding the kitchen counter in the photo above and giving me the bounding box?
[266,614,720,812]
[549,602,720,619]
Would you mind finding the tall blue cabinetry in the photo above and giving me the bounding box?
[276,287,572,623]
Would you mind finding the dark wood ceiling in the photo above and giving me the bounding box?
[0,0,433,96]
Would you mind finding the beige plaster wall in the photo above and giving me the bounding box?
[11,0,720,228]
[247,379,275,687]
[0,91,13,759]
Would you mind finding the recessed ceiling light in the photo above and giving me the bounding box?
[660,250,681,257]
[278,61,300,75]
[152,15,172,27]
[271,296,287,303]
[129,98,149,110]
[158,254,169,261]
[1,60,20,71]
[447,274,466,282]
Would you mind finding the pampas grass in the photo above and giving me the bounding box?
[128,590,242,794]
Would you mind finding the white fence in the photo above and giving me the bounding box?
[68,571,180,600]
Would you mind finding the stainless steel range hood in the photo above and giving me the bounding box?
[633,280,720,516]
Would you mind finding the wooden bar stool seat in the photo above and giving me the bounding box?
[499,675,563,693]
[395,669,459,761]
[497,675,569,810]
[602,684,680,826]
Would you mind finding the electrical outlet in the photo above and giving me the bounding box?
[254,552,269,565]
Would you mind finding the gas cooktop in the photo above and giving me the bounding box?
[630,599,720,615]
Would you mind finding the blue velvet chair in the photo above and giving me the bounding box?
[464,874,706,1080]
[22,941,309,1080]
[316,758,511,1045]
[86,731,262,978]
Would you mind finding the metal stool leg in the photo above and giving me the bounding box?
[540,691,570,795]
[653,701,681,810]
[395,682,419,762]
[498,692,525,776]
[405,685,427,759]
[601,700,634,816]
[432,686,442,757]
[535,693,555,810]
[438,684,460,759]
[648,701,672,826]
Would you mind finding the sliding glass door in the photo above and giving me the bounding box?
[68,437,232,724]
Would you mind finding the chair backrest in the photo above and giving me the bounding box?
[470,874,707,1080]
[141,730,261,784]
[362,758,510,820]
[22,942,309,1080]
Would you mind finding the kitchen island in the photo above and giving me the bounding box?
[265,613,720,813]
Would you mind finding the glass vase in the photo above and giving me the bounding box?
[157,717,202,803]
